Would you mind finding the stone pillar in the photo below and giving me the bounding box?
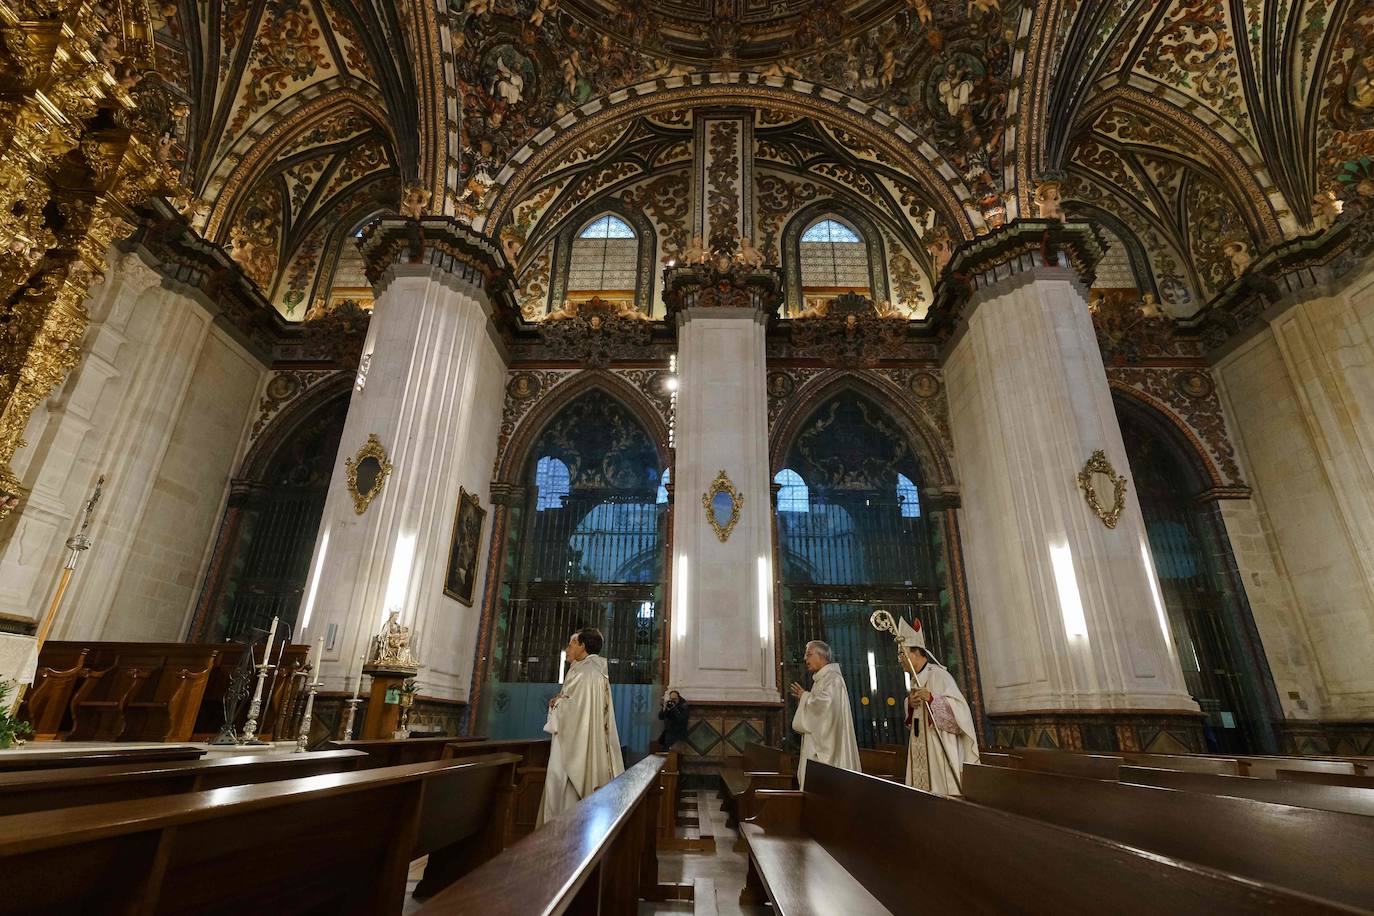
[667,302,778,703]
[941,222,1198,719]
[298,220,510,703]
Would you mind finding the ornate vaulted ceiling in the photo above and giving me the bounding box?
[153,0,1373,324]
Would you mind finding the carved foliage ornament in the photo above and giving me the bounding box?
[345,433,393,515]
[1076,450,1128,529]
[702,469,743,543]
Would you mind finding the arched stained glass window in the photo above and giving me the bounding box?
[580,215,636,239]
[799,217,870,292]
[534,456,570,511]
[656,468,670,505]
[568,213,639,296]
[774,468,809,513]
[896,473,921,518]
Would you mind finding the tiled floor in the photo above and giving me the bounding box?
[640,789,769,916]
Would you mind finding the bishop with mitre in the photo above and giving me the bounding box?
[789,639,861,788]
[540,627,624,825]
[900,616,979,796]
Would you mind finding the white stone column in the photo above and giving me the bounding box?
[298,220,509,703]
[667,305,778,703]
[943,225,1197,715]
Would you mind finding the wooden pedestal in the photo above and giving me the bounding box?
[360,667,415,740]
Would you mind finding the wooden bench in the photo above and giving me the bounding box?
[1279,769,1374,789]
[0,745,206,772]
[0,754,519,915]
[327,734,485,768]
[0,749,367,816]
[1119,765,1374,818]
[417,754,689,916]
[1235,756,1364,779]
[440,737,551,841]
[858,746,902,779]
[720,742,795,829]
[31,641,311,742]
[21,646,89,740]
[962,762,1374,911]
[739,762,1351,915]
[1001,746,1127,779]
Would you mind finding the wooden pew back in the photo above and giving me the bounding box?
[1237,757,1361,779]
[0,745,206,772]
[1004,746,1125,779]
[0,749,368,816]
[21,646,88,739]
[1119,765,1374,818]
[440,738,552,840]
[328,734,485,768]
[417,754,669,916]
[741,742,793,774]
[858,746,901,778]
[1122,753,1242,775]
[744,763,1356,915]
[962,762,1374,910]
[0,755,519,916]
[1279,769,1374,789]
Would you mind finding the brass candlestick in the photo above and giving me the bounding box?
[240,654,276,746]
[295,667,322,753]
[340,697,362,740]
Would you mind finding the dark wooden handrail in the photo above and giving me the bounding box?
[418,754,666,916]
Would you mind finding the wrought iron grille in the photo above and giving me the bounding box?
[776,390,955,749]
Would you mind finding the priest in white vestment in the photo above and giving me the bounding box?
[789,639,861,789]
[899,616,979,796]
[539,627,624,825]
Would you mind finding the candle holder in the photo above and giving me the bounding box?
[239,662,276,746]
[340,697,362,740]
[294,666,323,753]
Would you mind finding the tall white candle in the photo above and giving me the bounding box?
[262,616,279,665]
[310,636,324,680]
[351,655,364,700]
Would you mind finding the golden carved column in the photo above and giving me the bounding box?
[0,0,173,521]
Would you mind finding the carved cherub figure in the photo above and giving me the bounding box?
[1035,180,1064,221]
[614,301,651,321]
[926,228,954,271]
[680,234,708,265]
[1312,190,1344,232]
[793,299,832,319]
[398,185,431,220]
[734,236,766,269]
[1222,240,1251,279]
[545,299,580,321]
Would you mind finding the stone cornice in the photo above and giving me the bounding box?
[928,220,1107,341]
[1184,222,1361,356]
[358,218,514,306]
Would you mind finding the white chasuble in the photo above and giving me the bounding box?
[905,661,979,797]
[539,654,625,825]
[792,662,862,789]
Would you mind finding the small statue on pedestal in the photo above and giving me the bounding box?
[369,610,421,671]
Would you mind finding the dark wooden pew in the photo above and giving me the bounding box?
[738,762,1362,915]
[326,734,484,768]
[1120,765,1374,818]
[21,645,89,740]
[0,745,205,772]
[1235,756,1364,779]
[0,754,519,916]
[1002,746,1127,779]
[962,762,1374,911]
[417,755,690,916]
[0,749,367,816]
[1279,769,1374,789]
[858,746,901,779]
[30,640,311,742]
[720,742,795,829]
[440,737,551,842]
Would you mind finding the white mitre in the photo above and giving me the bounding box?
[897,615,926,651]
[899,616,944,667]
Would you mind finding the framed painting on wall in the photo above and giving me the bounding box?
[444,487,486,606]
